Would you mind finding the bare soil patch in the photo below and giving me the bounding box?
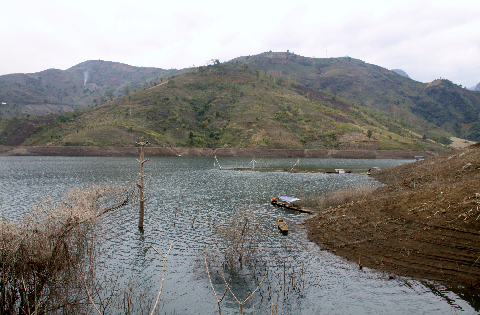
[449,136,476,149]
[304,143,480,289]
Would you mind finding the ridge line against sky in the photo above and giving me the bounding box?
[1,0,479,87]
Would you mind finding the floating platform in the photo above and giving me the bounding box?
[271,197,315,214]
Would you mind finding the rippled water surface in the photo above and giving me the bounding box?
[1,156,478,314]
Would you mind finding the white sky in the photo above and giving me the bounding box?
[1,0,479,87]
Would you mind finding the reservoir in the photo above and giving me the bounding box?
[0,156,477,314]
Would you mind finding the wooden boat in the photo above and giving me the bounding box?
[271,196,315,214]
[278,219,288,233]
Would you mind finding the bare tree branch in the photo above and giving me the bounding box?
[219,262,269,315]
[1,184,136,314]
[150,242,173,315]
[83,276,103,315]
[204,247,231,315]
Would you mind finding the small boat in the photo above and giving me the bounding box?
[278,219,288,233]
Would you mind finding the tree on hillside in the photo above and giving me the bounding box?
[123,86,130,96]
[206,59,220,66]
[367,130,373,141]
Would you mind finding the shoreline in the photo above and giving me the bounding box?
[304,144,480,289]
[0,145,437,159]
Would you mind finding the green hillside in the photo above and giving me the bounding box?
[2,62,447,151]
[2,52,479,142]
[234,52,480,140]
[0,60,183,118]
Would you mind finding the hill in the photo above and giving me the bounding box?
[0,62,448,151]
[391,69,410,78]
[2,52,479,141]
[305,143,480,289]
[0,60,183,118]
[233,52,480,140]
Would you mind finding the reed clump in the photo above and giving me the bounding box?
[303,185,376,211]
[0,184,137,315]
[213,209,264,271]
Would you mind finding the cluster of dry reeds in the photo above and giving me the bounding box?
[1,184,137,315]
[302,185,376,211]
[204,209,277,314]
[212,209,264,271]
[202,207,320,314]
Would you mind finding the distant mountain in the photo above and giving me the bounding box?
[475,83,480,91]
[232,52,480,139]
[0,60,183,118]
[391,69,410,78]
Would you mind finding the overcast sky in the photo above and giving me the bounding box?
[2,0,479,87]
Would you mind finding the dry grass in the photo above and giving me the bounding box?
[1,184,137,314]
[213,209,264,271]
[302,185,376,211]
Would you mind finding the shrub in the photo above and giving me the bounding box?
[213,209,264,271]
[0,184,137,314]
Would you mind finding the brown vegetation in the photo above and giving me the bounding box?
[0,184,137,314]
[210,209,264,271]
[304,143,480,288]
[300,185,376,211]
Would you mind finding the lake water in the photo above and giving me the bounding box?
[1,156,478,314]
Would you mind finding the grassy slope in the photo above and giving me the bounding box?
[3,52,479,141]
[17,63,446,151]
[235,52,480,139]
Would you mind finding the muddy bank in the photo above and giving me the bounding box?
[0,145,436,159]
[304,144,480,289]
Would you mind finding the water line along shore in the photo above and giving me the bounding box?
[0,145,436,159]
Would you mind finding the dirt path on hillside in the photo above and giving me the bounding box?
[304,144,480,289]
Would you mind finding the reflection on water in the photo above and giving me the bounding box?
[1,156,478,314]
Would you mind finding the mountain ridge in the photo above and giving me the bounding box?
[1,52,479,141]
[0,60,184,117]
[0,62,450,152]
[231,52,480,140]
